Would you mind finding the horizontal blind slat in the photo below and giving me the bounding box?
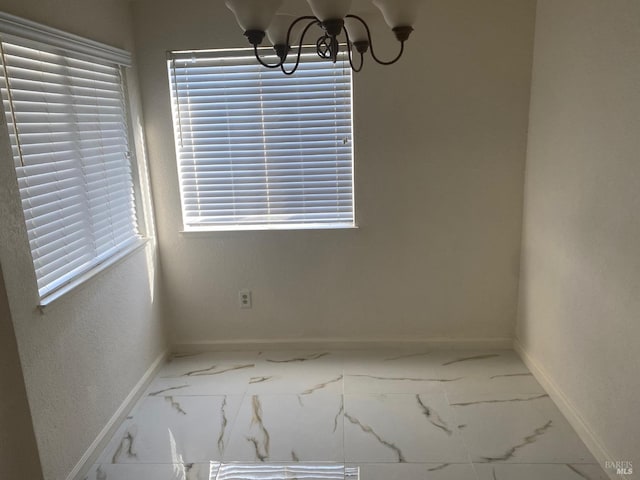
[1,37,139,297]
[169,48,354,229]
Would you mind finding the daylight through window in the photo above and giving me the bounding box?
[0,31,139,300]
[167,49,355,231]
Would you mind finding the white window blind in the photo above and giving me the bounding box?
[0,35,139,299]
[167,49,355,230]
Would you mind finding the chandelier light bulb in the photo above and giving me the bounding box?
[225,0,283,32]
[344,16,369,43]
[267,14,294,47]
[372,0,422,28]
[306,0,354,21]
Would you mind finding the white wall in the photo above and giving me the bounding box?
[517,0,640,468]
[132,0,536,345]
[0,267,43,480]
[0,1,167,479]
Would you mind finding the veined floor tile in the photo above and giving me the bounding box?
[341,349,434,362]
[449,393,596,464]
[145,372,252,396]
[98,395,243,464]
[342,350,457,395]
[440,373,544,396]
[217,463,351,480]
[84,462,219,480]
[343,372,449,395]
[474,463,609,479]
[91,349,602,479]
[341,349,520,372]
[422,350,532,378]
[342,350,437,376]
[247,351,344,395]
[158,351,260,378]
[342,350,532,395]
[255,350,342,364]
[347,463,478,480]
[343,394,469,463]
[224,394,344,462]
[246,370,345,395]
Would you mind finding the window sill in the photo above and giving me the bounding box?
[180,223,359,233]
[38,237,150,311]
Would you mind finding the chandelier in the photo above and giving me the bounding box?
[225,0,421,74]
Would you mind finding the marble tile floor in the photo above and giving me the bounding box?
[85,349,608,480]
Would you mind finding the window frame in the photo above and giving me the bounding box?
[167,47,357,233]
[0,12,147,307]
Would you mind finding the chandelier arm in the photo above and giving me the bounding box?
[345,28,364,72]
[372,41,404,66]
[252,44,283,69]
[285,16,319,49]
[345,14,406,66]
[281,19,319,76]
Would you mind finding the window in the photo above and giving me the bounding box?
[0,14,141,301]
[167,49,355,231]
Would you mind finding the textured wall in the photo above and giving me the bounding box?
[0,267,43,480]
[132,0,536,345]
[517,0,640,466]
[0,1,167,479]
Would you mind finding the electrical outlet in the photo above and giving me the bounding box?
[239,289,252,309]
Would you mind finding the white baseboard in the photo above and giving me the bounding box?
[67,349,169,480]
[514,339,618,480]
[172,337,514,353]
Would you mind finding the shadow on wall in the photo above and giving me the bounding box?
[0,265,44,480]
